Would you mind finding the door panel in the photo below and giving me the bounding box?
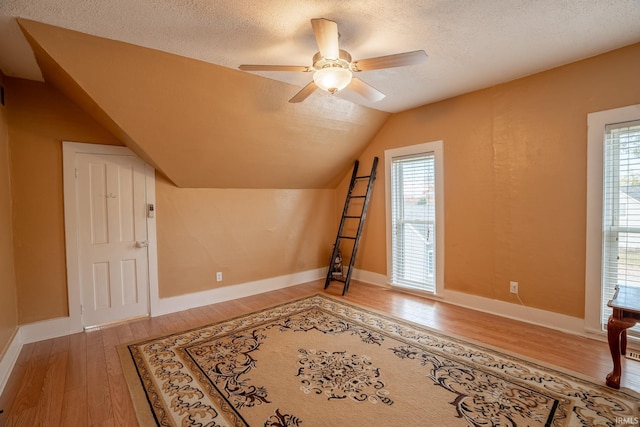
[116,163,136,241]
[92,262,111,309]
[121,259,138,305]
[77,153,149,327]
[89,163,109,244]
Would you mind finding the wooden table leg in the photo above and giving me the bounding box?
[606,314,636,389]
[606,316,623,389]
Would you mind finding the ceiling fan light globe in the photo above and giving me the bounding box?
[313,67,352,94]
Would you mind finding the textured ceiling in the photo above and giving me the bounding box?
[2,0,640,113]
[1,1,640,189]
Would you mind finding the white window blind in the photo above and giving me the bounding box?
[390,153,436,291]
[602,119,640,332]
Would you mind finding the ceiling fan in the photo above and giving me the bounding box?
[239,18,428,104]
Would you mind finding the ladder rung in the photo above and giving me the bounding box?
[344,215,361,219]
[338,235,357,239]
[355,175,371,180]
[331,278,346,283]
[350,195,366,199]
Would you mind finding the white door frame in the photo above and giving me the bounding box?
[63,141,159,330]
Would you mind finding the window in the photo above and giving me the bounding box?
[586,105,640,335]
[601,120,640,330]
[385,141,444,294]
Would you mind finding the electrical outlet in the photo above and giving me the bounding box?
[510,281,519,294]
[216,272,223,282]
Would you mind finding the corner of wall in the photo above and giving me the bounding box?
[0,71,21,398]
[0,328,21,396]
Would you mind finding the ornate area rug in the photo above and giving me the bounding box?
[118,294,639,426]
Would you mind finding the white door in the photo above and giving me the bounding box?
[76,152,150,327]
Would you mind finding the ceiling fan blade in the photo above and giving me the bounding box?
[311,18,339,60]
[289,81,318,103]
[352,50,428,71]
[239,65,312,72]
[348,78,385,102]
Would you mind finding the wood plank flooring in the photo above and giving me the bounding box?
[0,280,638,426]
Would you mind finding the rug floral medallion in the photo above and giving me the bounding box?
[120,294,639,426]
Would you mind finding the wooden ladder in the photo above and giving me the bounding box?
[324,157,378,295]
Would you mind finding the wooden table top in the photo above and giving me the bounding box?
[607,285,640,314]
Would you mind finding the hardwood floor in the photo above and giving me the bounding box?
[0,280,638,426]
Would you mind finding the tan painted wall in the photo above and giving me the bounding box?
[7,78,122,324]
[156,175,335,297]
[0,72,18,354]
[351,43,640,319]
[6,78,336,323]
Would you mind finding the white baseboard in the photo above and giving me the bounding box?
[0,267,325,396]
[0,329,21,396]
[351,269,389,287]
[440,288,585,336]
[151,268,326,316]
[0,316,83,396]
[352,268,586,337]
[19,316,83,344]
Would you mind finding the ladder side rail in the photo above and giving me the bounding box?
[342,157,378,294]
[324,160,360,289]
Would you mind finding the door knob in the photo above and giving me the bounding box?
[135,240,149,248]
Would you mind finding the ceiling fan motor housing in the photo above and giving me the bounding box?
[312,49,353,71]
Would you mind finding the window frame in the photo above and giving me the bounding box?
[585,104,640,334]
[384,140,444,295]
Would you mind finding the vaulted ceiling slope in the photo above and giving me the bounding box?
[17,19,390,189]
[3,1,640,113]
